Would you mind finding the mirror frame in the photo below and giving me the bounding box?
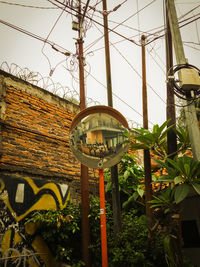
[70,105,130,169]
[70,105,129,131]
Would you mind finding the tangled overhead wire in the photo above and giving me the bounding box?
[167,63,200,102]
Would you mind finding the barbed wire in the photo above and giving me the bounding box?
[127,119,143,129]
[0,62,97,105]
[0,62,143,129]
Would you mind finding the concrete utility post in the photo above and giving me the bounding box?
[167,0,200,161]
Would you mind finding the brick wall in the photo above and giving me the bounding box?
[0,70,98,201]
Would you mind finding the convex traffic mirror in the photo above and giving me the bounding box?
[70,106,130,169]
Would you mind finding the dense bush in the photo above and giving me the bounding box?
[27,197,168,266]
[26,203,83,266]
[109,211,166,267]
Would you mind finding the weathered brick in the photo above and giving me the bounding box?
[0,71,98,200]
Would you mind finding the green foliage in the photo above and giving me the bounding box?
[26,195,191,266]
[150,187,176,215]
[129,120,173,158]
[155,155,200,203]
[149,187,180,236]
[26,203,83,265]
[149,187,195,267]
[126,120,196,266]
[109,210,166,267]
[128,120,191,160]
[105,153,145,212]
[89,199,166,267]
[175,125,191,153]
[89,197,113,266]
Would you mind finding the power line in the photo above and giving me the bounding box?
[87,19,166,105]
[146,14,200,45]
[184,43,200,51]
[87,8,161,37]
[0,0,58,9]
[1,1,199,51]
[84,0,157,51]
[85,3,200,52]
[183,41,200,45]
[178,3,200,19]
[84,14,166,108]
[145,6,200,43]
[84,24,164,124]
[89,0,127,15]
[147,46,166,75]
[47,0,141,46]
[90,18,167,105]
[84,68,147,122]
[0,18,72,56]
[83,0,157,53]
[111,43,166,104]
[42,2,68,74]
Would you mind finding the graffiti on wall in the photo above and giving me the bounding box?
[0,174,70,266]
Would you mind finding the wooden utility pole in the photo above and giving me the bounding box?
[165,0,177,158]
[167,0,200,161]
[77,1,90,266]
[141,35,153,227]
[102,0,113,107]
[102,0,122,235]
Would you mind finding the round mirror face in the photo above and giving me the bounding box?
[70,112,129,169]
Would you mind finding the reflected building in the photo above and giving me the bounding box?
[70,112,129,169]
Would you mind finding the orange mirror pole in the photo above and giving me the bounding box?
[99,168,108,267]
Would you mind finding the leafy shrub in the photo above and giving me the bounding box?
[89,196,114,266]
[26,203,83,266]
[26,197,170,266]
[105,153,145,214]
[109,210,166,267]
[89,198,166,267]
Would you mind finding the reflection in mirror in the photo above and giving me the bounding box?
[70,112,129,169]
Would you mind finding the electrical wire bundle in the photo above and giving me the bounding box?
[168,63,200,102]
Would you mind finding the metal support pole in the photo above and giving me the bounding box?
[167,0,200,161]
[102,0,122,235]
[99,168,108,267]
[141,35,153,227]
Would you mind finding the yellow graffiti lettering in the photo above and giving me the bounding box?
[25,221,40,236]
[13,231,22,245]
[31,235,56,267]
[0,179,5,193]
[25,177,69,209]
[1,229,11,254]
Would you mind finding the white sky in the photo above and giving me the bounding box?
[0,0,199,128]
